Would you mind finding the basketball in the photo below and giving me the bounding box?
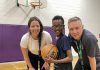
[41,44,58,59]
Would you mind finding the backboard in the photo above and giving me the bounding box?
[17,0,47,9]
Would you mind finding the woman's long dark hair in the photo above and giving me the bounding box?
[28,16,43,56]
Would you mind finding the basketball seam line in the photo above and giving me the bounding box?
[46,46,54,57]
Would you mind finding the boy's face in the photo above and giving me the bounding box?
[52,19,64,37]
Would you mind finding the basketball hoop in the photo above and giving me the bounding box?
[17,0,47,9]
[17,0,47,22]
[30,2,42,9]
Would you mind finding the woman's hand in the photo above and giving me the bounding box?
[29,67,35,70]
[42,62,50,70]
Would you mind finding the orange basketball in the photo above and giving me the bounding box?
[41,44,58,59]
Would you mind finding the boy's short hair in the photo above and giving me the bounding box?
[52,15,64,24]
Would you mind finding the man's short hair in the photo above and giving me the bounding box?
[68,16,82,24]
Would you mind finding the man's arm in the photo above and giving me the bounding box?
[88,56,96,70]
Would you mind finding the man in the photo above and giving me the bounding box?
[68,16,100,70]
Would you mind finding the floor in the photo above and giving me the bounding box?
[0,57,78,70]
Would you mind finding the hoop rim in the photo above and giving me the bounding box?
[30,2,42,7]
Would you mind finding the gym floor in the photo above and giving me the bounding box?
[0,57,78,70]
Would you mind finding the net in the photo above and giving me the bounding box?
[18,0,47,8]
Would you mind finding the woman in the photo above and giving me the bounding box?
[20,16,52,70]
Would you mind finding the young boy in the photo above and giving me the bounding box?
[45,15,73,70]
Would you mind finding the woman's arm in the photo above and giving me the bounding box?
[21,47,35,70]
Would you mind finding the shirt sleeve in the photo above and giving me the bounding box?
[20,34,28,48]
[63,36,71,51]
[86,35,98,57]
[45,31,52,44]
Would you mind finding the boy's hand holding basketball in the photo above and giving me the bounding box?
[44,57,55,63]
[41,44,58,59]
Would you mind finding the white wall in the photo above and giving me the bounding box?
[0,0,82,25]
[0,0,100,56]
[80,0,100,49]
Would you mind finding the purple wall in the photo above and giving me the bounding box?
[0,24,56,63]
